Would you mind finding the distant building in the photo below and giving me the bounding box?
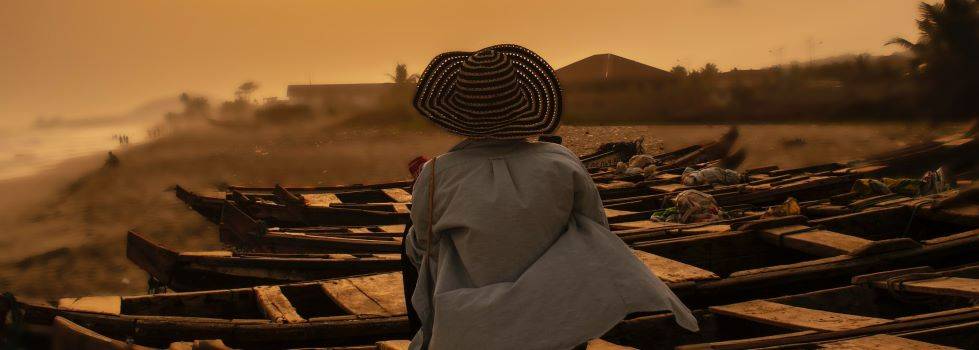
[556,53,674,86]
[556,54,676,122]
[287,83,394,115]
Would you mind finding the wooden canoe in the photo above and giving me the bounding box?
[1,273,410,349]
[126,231,401,292]
[603,264,979,349]
[47,316,636,350]
[138,199,979,305]
[11,265,979,349]
[219,204,404,254]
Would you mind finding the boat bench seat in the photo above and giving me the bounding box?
[321,272,406,317]
[710,299,893,332]
[817,334,958,350]
[757,225,872,257]
[253,285,305,323]
[58,296,121,315]
[873,277,979,299]
[382,188,413,203]
[303,193,342,207]
[632,250,719,283]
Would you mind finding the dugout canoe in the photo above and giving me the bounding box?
[11,265,979,349]
[126,231,401,292]
[1,273,410,349]
[46,316,635,350]
[219,204,404,254]
[603,264,979,349]
[137,197,979,305]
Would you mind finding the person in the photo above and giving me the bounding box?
[403,44,697,349]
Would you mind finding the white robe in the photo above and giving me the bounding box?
[405,139,698,350]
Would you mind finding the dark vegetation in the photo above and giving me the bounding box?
[159,0,977,128]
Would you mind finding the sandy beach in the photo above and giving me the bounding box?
[0,121,963,299]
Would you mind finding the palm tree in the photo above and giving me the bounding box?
[888,0,979,120]
[388,63,420,85]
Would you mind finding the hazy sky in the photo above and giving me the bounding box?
[1,0,923,126]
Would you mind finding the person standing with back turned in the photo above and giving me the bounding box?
[405,44,698,349]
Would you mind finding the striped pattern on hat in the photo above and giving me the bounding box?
[413,44,562,139]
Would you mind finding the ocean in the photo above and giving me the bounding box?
[0,122,153,181]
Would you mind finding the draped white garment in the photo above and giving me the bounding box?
[405,139,698,350]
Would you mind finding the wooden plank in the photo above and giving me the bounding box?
[758,226,871,257]
[587,339,637,349]
[604,208,635,219]
[321,272,405,316]
[350,228,372,233]
[631,250,719,283]
[879,277,979,299]
[382,188,413,203]
[376,339,412,350]
[253,285,305,323]
[817,334,959,349]
[393,204,410,214]
[57,296,121,315]
[378,224,407,233]
[303,193,341,207]
[650,183,687,193]
[180,251,233,257]
[710,300,892,332]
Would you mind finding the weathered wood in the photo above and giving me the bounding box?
[631,250,719,283]
[322,272,406,317]
[586,339,637,349]
[817,334,959,349]
[876,277,979,299]
[758,228,872,257]
[376,339,412,350]
[253,285,305,323]
[52,316,155,350]
[709,300,892,332]
[57,296,121,315]
[382,188,413,203]
[304,193,342,207]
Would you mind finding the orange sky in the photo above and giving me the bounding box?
[0,0,922,126]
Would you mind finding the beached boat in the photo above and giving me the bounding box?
[12,264,979,349]
[135,196,979,305]
[218,201,659,254]
[47,315,636,350]
[603,264,979,349]
[126,231,401,291]
[602,164,887,212]
[172,131,739,224]
[1,273,410,349]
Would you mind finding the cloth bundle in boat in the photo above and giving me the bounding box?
[413,44,562,139]
[658,189,724,223]
[681,166,742,186]
[404,139,697,350]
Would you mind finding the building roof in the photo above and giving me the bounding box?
[556,54,673,84]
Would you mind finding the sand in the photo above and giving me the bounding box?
[0,121,962,299]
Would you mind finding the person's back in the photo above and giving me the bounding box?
[413,139,589,285]
[404,44,696,350]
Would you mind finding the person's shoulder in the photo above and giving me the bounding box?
[524,141,588,171]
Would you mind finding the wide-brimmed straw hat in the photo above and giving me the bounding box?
[413,44,562,139]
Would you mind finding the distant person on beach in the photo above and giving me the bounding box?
[402,44,697,349]
[104,151,119,168]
